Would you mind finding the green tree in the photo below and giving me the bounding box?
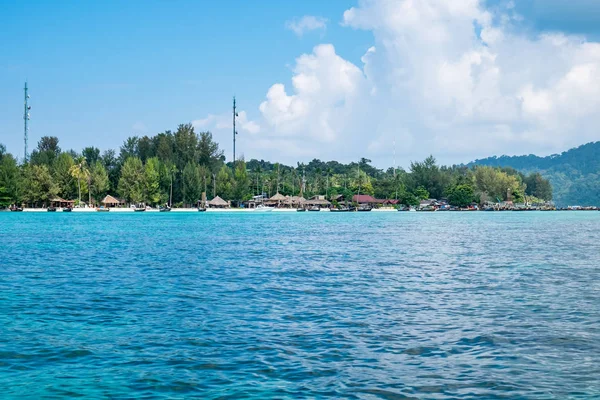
[414,186,430,200]
[89,161,109,204]
[30,136,61,166]
[119,137,139,162]
[69,156,89,205]
[216,165,233,200]
[82,147,101,166]
[22,164,59,206]
[159,162,177,206]
[198,164,211,199]
[409,156,448,199]
[101,149,120,192]
[399,191,419,206]
[137,136,154,162]
[351,169,374,196]
[0,154,21,207]
[174,124,198,171]
[197,131,223,171]
[524,172,553,201]
[447,184,474,207]
[144,157,161,205]
[118,157,144,204]
[233,159,251,201]
[53,152,76,200]
[154,131,175,163]
[182,162,202,206]
[473,166,523,202]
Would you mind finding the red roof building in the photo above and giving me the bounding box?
[353,195,377,204]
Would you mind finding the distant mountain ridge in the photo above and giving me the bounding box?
[469,142,600,207]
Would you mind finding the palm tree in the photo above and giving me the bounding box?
[326,167,334,198]
[167,163,178,207]
[252,164,262,196]
[69,156,89,206]
[314,167,322,194]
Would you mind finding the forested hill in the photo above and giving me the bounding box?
[469,142,600,207]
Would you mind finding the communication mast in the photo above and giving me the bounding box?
[233,96,238,167]
[24,82,31,162]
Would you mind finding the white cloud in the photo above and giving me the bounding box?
[192,111,260,135]
[260,44,367,143]
[256,0,600,166]
[285,15,328,37]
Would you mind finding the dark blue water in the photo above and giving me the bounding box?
[1,212,600,399]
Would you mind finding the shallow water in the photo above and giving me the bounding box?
[1,212,600,399]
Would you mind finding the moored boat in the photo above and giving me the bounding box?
[296,208,306,212]
[255,204,274,212]
[47,207,57,212]
[197,208,207,212]
[10,206,23,212]
[96,206,110,212]
[63,207,72,212]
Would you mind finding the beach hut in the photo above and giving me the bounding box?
[268,192,286,207]
[353,194,377,205]
[304,196,331,208]
[101,195,124,208]
[283,196,306,208]
[50,197,75,208]
[208,196,229,208]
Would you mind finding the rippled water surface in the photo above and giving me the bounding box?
[1,212,600,399]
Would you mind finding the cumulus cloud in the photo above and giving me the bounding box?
[257,0,600,166]
[193,111,260,135]
[259,44,367,143]
[285,15,328,37]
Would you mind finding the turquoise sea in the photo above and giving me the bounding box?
[1,212,599,399]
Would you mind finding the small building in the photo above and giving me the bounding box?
[304,196,331,208]
[283,196,306,208]
[208,196,229,208]
[266,192,287,207]
[50,197,75,208]
[353,194,391,207]
[101,195,125,208]
[353,194,377,205]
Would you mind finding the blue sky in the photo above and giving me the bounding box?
[2,0,600,166]
[0,1,368,158]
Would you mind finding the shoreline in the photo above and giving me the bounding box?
[8,207,596,213]
[15,207,398,213]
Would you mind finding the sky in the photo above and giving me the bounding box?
[2,0,600,168]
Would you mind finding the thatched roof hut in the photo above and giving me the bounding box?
[283,196,306,206]
[101,195,124,207]
[270,192,286,201]
[304,198,331,207]
[208,196,229,208]
[50,197,75,207]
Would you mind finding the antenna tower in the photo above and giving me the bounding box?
[24,82,31,162]
[233,96,238,166]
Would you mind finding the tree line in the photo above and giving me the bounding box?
[0,123,552,208]
[471,141,599,207]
